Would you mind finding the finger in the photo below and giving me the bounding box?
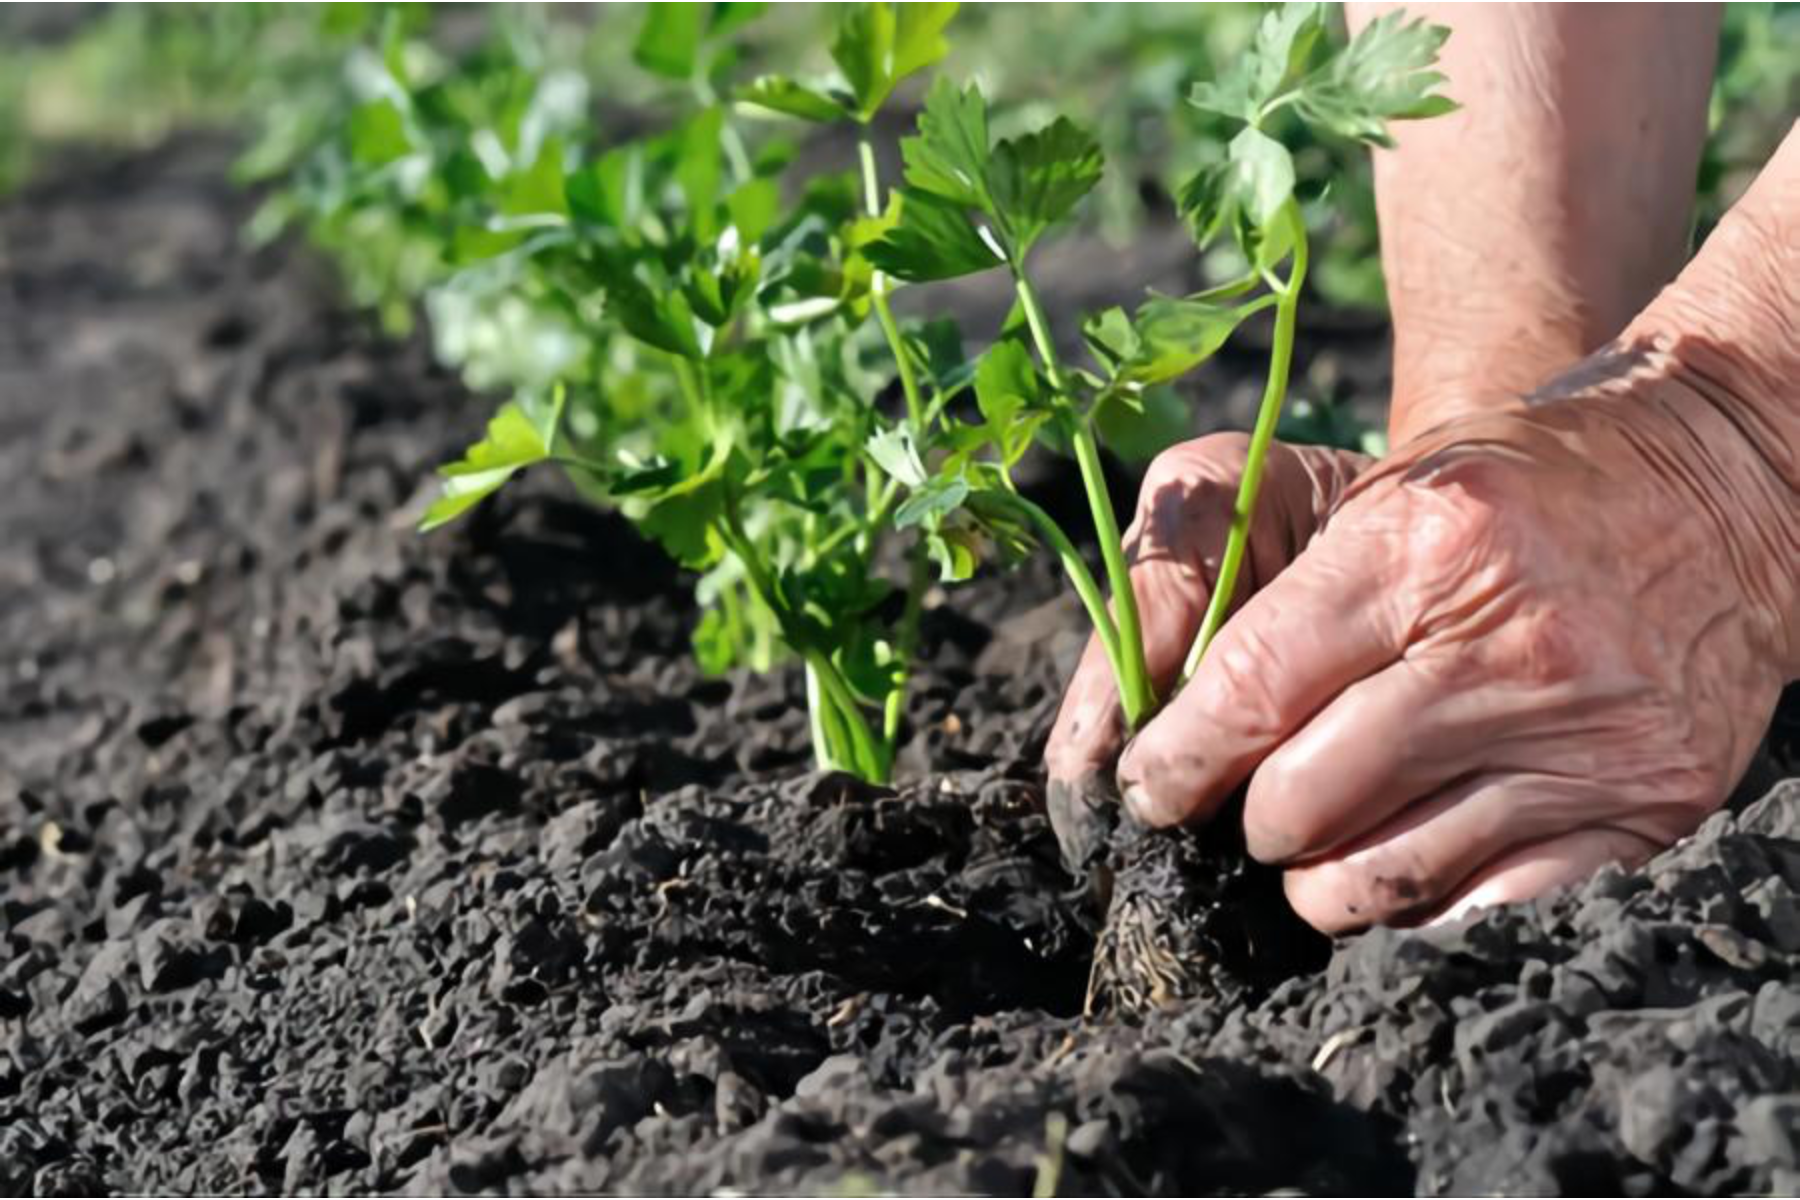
[1243,657,1470,864]
[1045,631,1132,782]
[1047,438,1262,781]
[1429,826,1661,925]
[1128,436,1294,695]
[1118,519,1406,828]
[1280,770,1605,933]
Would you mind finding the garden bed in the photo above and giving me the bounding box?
[2,139,1797,1196]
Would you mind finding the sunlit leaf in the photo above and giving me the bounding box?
[831,2,959,122]
[1296,9,1456,145]
[1190,2,1325,122]
[898,76,990,210]
[421,389,565,530]
[987,116,1103,255]
[634,3,705,79]
[866,426,927,487]
[565,146,636,227]
[894,473,970,528]
[347,98,411,166]
[863,188,1003,281]
[737,74,849,122]
[973,339,1050,465]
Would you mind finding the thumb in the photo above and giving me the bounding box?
[1118,517,1404,829]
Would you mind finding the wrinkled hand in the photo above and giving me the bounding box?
[1046,434,1372,786]
[1050,347,1797,933]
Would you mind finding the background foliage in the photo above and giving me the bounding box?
[4,3,1794,313]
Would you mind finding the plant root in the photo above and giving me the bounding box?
[1061,793,1329,1019]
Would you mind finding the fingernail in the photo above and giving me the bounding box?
[1122,783,1159,826]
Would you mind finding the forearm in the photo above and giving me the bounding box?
[1623,124,1800,671]
[1347,3,1719,444]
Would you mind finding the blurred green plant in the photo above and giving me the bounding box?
[0,5,326,193]
[1699,2,1799,234]
[5,3,1791,294]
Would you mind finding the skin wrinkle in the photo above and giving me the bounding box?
[1637,386,1797,650]
[1051,68,1794,931]
[1380,25,1576,404]
[1091,346,1789,915]
[1628,131,1800,659]
[1525,341,1791,665]
[1685,603,1768,774]
[1661,336,1795,478]
[1399,497,1520,648]
[1653,178,1800,436]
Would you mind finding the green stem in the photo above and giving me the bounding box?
[719,496,887,781]
[671,354,707,417]
[873,292,924,431]
[693,75,752,184]
[750,583,775,670]
[1070,419,1154,726]
[852,127,926,774]
[804,661,837,772]
[815,476,900,561]
[805,647,887,779]
[858,133,925,431]
[986,490,1126,702]
[720,123,753,185]
[1012,270,1069,391]
[1181,211,1310,684]
[856,135,882,217]
[1014,270,1155,728]
[882,549,931,746]
[550,450,617,476]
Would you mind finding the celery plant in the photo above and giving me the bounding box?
[863,3,1453,729]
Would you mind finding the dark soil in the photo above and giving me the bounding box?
[3,139,1798,1197]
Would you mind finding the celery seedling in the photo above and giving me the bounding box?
[407,3,974,784]
[866,2,1453,731]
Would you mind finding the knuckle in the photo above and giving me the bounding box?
[1290,444,1367,523]
[1131,436,1256,566]
[1191,430,1254,468]
[1207,626,1290,743]
[1141,433,1252,497]
[1403,458,1519,582]
[1385,451,1548,643]
[1138,445,1197,499]
[1491,603,1597,688]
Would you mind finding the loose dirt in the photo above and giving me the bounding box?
[3,140,1796,1196]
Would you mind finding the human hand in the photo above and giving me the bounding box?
[1109,346,1797,933]
[1043,433,1370,869]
